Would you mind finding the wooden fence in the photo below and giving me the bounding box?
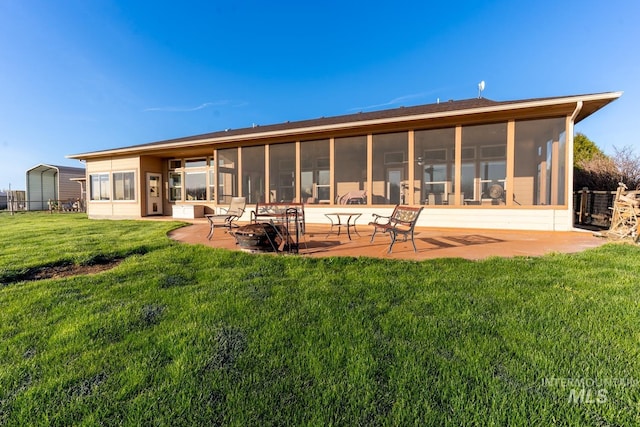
[573,188,616,228]
[2,191,27,213]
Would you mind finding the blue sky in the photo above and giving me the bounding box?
[1,0,638,190]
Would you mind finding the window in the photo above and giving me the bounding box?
[242,145,265,203]
[479,160,506,201]
[415,128,455,205]
[461,123,507,204]
[384,151,405,164]
[269,142,296,202]
[373,133,408,205]
[424,149,447,162]
[169,172,182,202]
[112,171,135,201]
[209,169,216,201]
[185,158,207,168]
[90,173,110,201]
[514,117,566,205]
[168,157,215,202]
[481,145,506,158]
[335,136,367,204]
[218,148,238,204]
[300,139,329,204]
[184,157,207,201]
[185,171,206,200]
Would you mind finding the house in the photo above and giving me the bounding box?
[67,92,621,231]
[25,164,86,211]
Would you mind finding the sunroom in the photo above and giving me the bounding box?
[68,92,621,231]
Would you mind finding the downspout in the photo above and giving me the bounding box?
[568,101,583,230]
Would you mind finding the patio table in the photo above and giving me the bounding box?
[325,212,362,240]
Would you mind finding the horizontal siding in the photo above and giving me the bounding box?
[86,160,113,173]
[420,208,558,231]
[236,206,572,232]
[87,158,140,173]
[111,158,140,170]
[58,171,84,201]
[87,203,113,218]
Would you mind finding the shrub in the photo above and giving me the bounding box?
[574,146,640,190]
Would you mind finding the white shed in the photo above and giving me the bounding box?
[26,164,86,211]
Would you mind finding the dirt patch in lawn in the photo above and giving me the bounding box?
[1,258,124,285]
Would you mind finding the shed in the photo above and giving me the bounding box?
[26,164,86,211]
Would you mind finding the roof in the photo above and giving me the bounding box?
[27,164,85,175]
[68,91,622,160]
[141,97,501,146]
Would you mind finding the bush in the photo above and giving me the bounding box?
[574,146,640,190]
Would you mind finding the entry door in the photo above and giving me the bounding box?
[387,168,403,204]
[146,173,163,215]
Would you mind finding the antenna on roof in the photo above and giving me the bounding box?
[477,80,486,98]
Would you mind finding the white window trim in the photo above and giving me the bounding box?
[89,172,111,202]
[112,170,137,203]
[169,156,215,202]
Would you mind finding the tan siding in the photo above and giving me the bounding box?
[87,156,144,218]
[88,203,113,218]
[87,160,113,173]
[111,157,140,170]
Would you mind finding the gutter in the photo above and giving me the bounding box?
[571,100,583,123]
[567,100,583,231]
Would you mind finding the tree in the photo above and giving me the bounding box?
[612,145,640,189]
[574,144,640,191]
[573,132,605,166]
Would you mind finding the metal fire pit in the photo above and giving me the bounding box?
[231,223,284,252]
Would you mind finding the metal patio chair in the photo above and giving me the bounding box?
[368,205,423,253]
[205,197,246,240]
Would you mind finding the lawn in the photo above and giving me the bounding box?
[1,213,639,425]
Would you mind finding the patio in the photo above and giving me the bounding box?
[168,219,608,260]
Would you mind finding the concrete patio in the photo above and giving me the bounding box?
[167,219,608,260]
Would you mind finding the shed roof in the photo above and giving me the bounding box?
[26,164,85,175]
[68,91,621,160]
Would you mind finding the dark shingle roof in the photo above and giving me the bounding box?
[140,98,499,147]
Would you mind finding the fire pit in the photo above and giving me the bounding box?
[231,223,284,252]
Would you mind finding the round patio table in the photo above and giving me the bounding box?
[325,212,362,240]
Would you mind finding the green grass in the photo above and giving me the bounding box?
[1,213,639,425]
